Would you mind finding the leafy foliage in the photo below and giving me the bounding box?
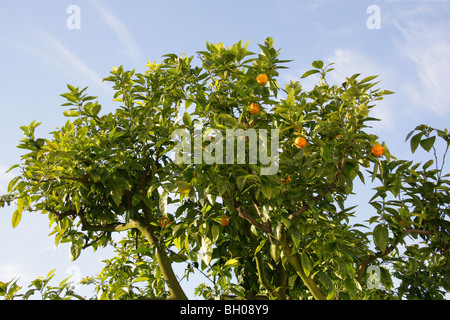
[1,38,449,300]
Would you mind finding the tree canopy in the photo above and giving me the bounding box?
[1,38,449,300]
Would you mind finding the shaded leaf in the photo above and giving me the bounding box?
[373,224,389,252]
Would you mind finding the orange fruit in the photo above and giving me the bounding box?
[159,216,170,228]
[249,103,260,114]
[282,176,291,184]
[256,73,269,85]
[294,136,307,149]
[371,144,384,157]
[220,215,230,226]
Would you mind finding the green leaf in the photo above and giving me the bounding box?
[217,177,228,196]
[211,224,220,243]
[344,277,357,299]
[260,180,272,200]
[320,145,331,162]
[134,276,150,283]
[17,196,25,215]
[69,240,82,261]
[420,136,436,152]
[73,192,81,214]
[236,175,246,191]
[11,210,22,229]
[200,236,213,265]
[110,183,122,207]
[290,228,302,248]
[318,272,332,289]
[143,117,153,130]
[159,189,168,216]
[270,243,280,263]
[6,164,20,174]
[312,60,324,69]
[373,224,389,252]
[224,258,240,268]
[255,239,267,255]
[422,159,434,170]
[301,252,313,277]
[132,192,143,206]
[410,133,423,153]
[286,89,295,107]
[183,111,191,126]
[301,69,320,79]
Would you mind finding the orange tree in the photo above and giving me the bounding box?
[1,38,449,300]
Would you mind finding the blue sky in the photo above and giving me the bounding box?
[1,0,449,299]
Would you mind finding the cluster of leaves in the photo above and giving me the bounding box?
[0,270,83,300]
[1,38,448,300]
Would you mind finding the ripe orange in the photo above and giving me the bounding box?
[294,136,307,149]
[371,144,384,157]
[220,215,230,226]
[282,176,292,184]
[256,73,269,85]
[159,216,170,228]
[249,103,260,115]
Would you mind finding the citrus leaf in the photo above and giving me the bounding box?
[286,89,295,107]
[410,133,423,153]
[110,183,122,207]
[183,111,191,126]
[17,196,25,215]
[373,224,389,252]
[211,224,220,243]
[260,181,272,200]
[11,210,22,229]
[290,227,302,248]
[73,192,81,214]
[344,277,357,299]
[312,60,324,69]
[420,136,436,152]
[255,239,267,255]
[69,241,82,261]
[301,252,313,277]
[301,69,320,79]
[217,177,228,196]
[270,243,280,263]
[159,189,168,216]
[200,237,213,265]
[224,258,240,268]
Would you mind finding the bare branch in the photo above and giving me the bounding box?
[232,198,271,234]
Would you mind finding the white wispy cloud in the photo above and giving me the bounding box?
[92,0,144,64]
[0,30,111,94]
[393,20,450,116]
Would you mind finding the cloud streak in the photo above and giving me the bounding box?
[0,30,111,94]
[393,20,450,116]
[92,0,144,64]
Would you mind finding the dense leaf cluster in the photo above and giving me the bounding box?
[1,38,449,300]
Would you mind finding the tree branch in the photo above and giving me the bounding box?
[278,229,325,300]
[232,197,272,234]
[45,207,76,220]
[356,228,434,282]
[140,201,188,300]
